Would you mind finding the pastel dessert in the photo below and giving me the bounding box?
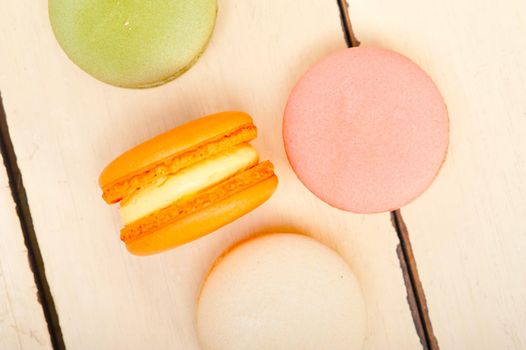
[283,47,449,213]
[99,112,278,255]
[49,0,217,88]
[197,233,366,350]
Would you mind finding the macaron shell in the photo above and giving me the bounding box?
[99,111,255,203]
[283,47,449,213]
[197,233,366,350]
[49,0,217,88]
[125,175,278,255]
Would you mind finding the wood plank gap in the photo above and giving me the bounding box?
[336,0,360,47]
[335,1,438,348]
[392,210,439,349]
[0,92,66,350]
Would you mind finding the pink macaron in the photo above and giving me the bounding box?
[283,47,449,213]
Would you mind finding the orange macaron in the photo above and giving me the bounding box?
[99,112,278,255]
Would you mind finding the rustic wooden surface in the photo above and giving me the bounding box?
[0,158,52,349]
[350,0,526,348]
[0,1,422,349]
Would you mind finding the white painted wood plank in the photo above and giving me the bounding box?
[0,1,420,348]
[349,0,526,348]
[0,157,52,349]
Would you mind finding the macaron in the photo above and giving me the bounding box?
[49,0,217,88]
[283,47,449,213]
[99,112,278,255]
[197,233,366,350]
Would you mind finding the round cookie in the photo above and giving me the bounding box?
[49,0,217,88]
[197,234,366,350]
[98,112,278,255]
[283,47,449,213]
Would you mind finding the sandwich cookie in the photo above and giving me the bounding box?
[283,47,449,213]
[99,112,278,255]
[197,233,366,350]
[49,0,217,88]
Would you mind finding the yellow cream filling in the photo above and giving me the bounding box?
[119,143,259,225]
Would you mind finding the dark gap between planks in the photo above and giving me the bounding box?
[0,93,66,350]
[336,1,438,349]
[392,211,439,349]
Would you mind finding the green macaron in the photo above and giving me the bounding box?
[49,0,217,88]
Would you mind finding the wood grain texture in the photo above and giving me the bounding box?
[0,1,421,348]
[0,157,52,349]
[349,0,526,348]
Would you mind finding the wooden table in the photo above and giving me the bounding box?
[1,1,524,349]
